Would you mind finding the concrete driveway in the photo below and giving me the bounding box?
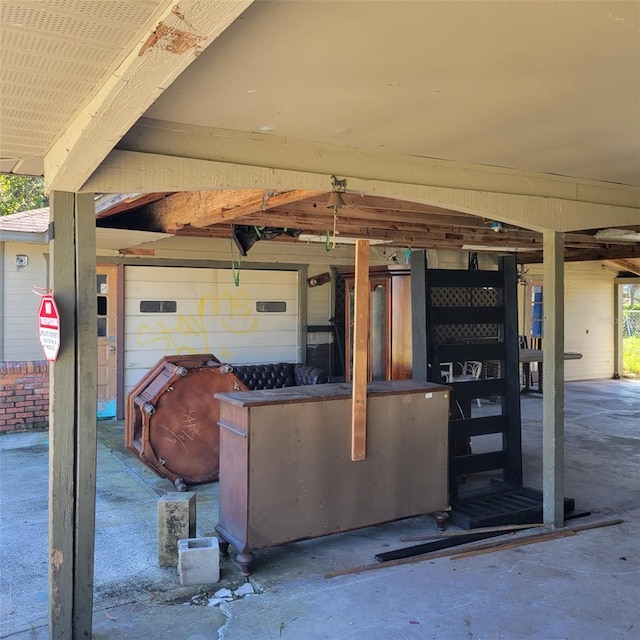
[1,379,638,639]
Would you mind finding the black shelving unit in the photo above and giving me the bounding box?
[411,252,537,526]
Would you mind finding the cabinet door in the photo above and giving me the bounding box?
[345,277,391,381]
[389,273,412,380]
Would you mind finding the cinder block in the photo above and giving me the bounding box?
[157,492,196,567]
[177,537,220,585]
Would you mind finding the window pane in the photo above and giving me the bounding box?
[140,300,177,313]
[256,301,286,312]
[97,274,108,295]
[370,284,387,381]
[97,295,107,316]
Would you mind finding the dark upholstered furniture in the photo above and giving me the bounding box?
[125,355,331,489]
[228,362,331,390]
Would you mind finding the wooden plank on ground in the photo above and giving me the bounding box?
[325,518,624,579]
[400,523,544,542]
[450,529,576,560]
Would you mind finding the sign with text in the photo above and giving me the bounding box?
[37,294,61,361]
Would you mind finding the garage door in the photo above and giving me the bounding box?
[124,266,299,394]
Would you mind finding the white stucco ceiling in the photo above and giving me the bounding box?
[145,0,640,187]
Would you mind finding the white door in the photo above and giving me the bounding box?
[123,266,299,394]
[97,265,118,418]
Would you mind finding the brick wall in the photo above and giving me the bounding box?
[0,361,49,433]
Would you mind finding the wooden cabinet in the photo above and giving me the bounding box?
[343,266,412,381]
[215,380,450,575]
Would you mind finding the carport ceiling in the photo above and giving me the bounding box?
[1,0,639,255]
[137,1,640,188]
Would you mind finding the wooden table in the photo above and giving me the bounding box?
[519,349,583,393]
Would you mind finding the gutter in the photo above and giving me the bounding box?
[0,230,50,244]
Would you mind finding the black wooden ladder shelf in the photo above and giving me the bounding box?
[410,252,574,528]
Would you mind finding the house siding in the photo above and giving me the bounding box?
[521,261,617,381]
[1,242,48,361]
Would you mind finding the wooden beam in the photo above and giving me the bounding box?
[45,1,254,192]
[49,192,98,639]
[73,193,98,636]
[149,189,320,230]
[49,192,76,638]
[606,258,640,276]
[450,529,576,560]
[351,240,370,461]
[117,119,640,213]
[84,149,640,233]
[518,244,640,264]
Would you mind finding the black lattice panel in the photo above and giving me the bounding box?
[432,286,499,343]
[432,286,498,307]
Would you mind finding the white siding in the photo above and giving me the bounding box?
[1,243,48,360]
[520,261,617,381]
[124,266,299,393]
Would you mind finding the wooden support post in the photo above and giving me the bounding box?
[48,191,97,639]
[542,230,565,528]
[351,239,369,460]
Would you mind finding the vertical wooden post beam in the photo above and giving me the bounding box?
[49,191,76,639]
[74,192,98,636]
[48,191,97,639]
[351,240,370,461]
[542,230,565,528]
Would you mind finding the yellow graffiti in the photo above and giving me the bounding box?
[136,290,259,355]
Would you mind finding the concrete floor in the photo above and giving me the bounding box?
[0,379,638,639]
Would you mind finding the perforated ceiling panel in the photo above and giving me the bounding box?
[0,0,161,174]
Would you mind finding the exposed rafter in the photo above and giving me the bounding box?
[146,189,320,231]
[97,190,640,262]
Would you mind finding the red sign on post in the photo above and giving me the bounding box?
[37,294,61,362]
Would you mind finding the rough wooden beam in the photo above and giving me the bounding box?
[149,189,319,230]
[518,244,640,264]
[606,259,640,276]
[48,192,98,639]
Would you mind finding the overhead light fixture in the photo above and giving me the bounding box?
[462,244,528,252]
[299,234,390,246]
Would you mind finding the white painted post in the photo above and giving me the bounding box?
[542,230,565,528]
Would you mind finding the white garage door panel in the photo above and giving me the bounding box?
[125,266,299,394]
